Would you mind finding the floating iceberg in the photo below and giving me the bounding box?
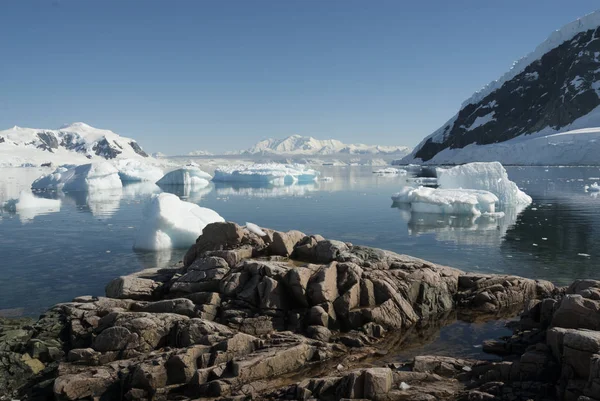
[437,162,532,205]
[3,190,61,222]
[31,162,122,191]
[156,166,212,188]
[115,159,164,183]
[213,163,318,185]
[392,186,499,215]
[585,182,600,192]
[133,193,224,251]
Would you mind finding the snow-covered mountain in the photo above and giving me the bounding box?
[0,122,150,167]
[403,10,600,165]
[233,135,410,156]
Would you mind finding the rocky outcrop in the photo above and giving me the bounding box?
[0,221,582,401]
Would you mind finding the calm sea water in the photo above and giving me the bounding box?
[1,166,600,319]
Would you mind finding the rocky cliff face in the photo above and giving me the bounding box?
[408,11,600,163]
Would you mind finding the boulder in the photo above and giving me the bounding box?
[105,276,159,300]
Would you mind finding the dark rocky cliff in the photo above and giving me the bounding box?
[414,23,600,162]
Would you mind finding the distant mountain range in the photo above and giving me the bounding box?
[0,122,150,167]
[403,10,600,165]
[228,135,411,156]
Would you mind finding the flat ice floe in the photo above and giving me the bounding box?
[213,163,318,185]
[115,159,164,183]
[437,162,532,205]
[31,162,122,191]
[133,193,224,251]
[156,166,212,188]
[392,186,499,215]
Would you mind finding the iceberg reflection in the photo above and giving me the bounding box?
[396,204,527,246]
[214,181,319,198]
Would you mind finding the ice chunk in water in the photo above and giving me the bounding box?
[31,162,123,191]
[156,166,212,188]
[133,193,224,250]
[392,186,498,215]
[213,163,318,185]
[437,162,531,205]
[115,159,164,182]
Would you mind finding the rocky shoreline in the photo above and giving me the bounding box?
[1,222,599,400]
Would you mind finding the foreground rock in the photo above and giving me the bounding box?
[4,221,595,401]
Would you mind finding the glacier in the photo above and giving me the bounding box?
[133,193,224,251]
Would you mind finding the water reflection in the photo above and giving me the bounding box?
[214,181,320,198]
[122,182,162,199]
[64,188,123,219]
[393,201,527,247]
[158,183,214,203]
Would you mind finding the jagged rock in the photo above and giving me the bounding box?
[553,294,600,330]
[105,276,160,300]
[183,222,245,267]
[131,298,197,317]
[270,230,305,256]
[307,262,339,304]
[92,326,138,352]
[363,367,393,399]
[306,325,331,342]
[3,222,593,401]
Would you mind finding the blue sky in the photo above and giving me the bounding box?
[1,1,599,154]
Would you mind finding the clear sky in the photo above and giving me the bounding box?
[1,0,599,154]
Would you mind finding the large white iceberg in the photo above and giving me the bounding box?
[392,186,499,215]
[115,159,164,183]
[31,162,122,191]
[133,193,224,251]
[437,162,532,205]
[213,163,318,185]
[156,166,212,188]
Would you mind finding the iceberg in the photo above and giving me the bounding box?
[585,182,600,192]
[31,162,122,191]
[437,162,532,205]
[213,163,318,185]
[115,159,164,183]
[392,186,499,215]
[133,193,224,251]
[156,166,212,188]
